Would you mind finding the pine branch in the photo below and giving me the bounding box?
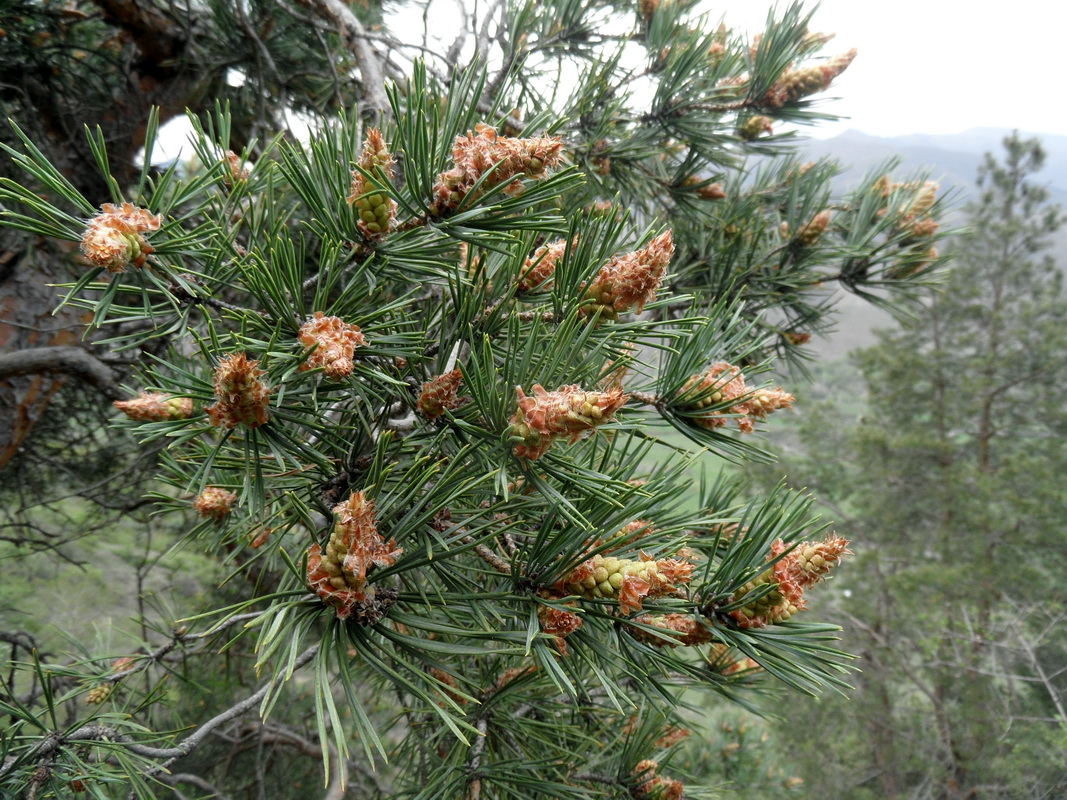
[0,346,123,400]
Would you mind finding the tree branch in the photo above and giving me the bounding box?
[0,346,123,401]
[293,0,391,121]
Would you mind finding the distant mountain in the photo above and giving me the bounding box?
[801,128,1067,207]
[793,128,1067,360]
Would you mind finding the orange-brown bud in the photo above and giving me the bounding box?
[205,352,271,429]
[432,124,563,212]
[80,203,162,273]
[194,487,237,519]
[508,384,627,460]
[519,237,574,291]
[298,312,366,380]
[348,128,397,239]
[417,369,463,419]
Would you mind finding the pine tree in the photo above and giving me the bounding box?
[0,2,948,797]
[754,134,1067,799]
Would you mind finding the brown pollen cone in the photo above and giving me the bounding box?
[205,352,271,429]
[348,128,397,240]
[80,202,162,273]
[518,237,574,291]
[298,312,366,380]
[194,487,237,519]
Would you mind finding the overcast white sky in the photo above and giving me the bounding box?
[719,0,1067,138]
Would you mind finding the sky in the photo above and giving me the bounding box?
[718,0,1067,138]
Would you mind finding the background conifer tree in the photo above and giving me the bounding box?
[749,134,1067,799]
[0,1,947,797]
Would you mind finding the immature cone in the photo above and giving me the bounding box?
[559,553,694,614]
[631,613,713,647]
[432,123,563,212]
[417,369,463,419]
[708,642,762,675]
[728,533,849,628]
[518,237,573,291]
[194,487,237,519]
[298,312,366,380]
[348,128,397,239]
[306,491,402,622]
[224,150,249,183]
[633,760,684,800]
[114,392,193,422]
[581,231,674,320]
[508,384,627,460]
[205,352,271,428]
[80,202,162,273]
[679,361,793,433]
[763,48,858,108]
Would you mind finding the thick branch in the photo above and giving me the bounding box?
[0,347,123,401]
[294,0,391,120]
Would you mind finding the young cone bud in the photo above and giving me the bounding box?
[80,203,162,273]
[417,369,463,419]
[631,613,713,647]
[348,128,397,239]
[559,553,693,613]
[518,237,573,291]
[678,361,793,433]
[114,392,193,422]
[432,123,563,212]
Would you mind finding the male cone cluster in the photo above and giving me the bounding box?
[298,312,366,380]
[729,534,850,628]
[432,124,563,212]
[580,230,674,320]
[679,361,794,433]
[80,202,162,274]
[306,491,402,622]
[348,128,397,239]
[114,392,193,422]
[417,369,463,419]
[193,487,237,519]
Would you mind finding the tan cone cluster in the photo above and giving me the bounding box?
[763,48,857,108]
[306,491,402,622]
[633,760,684,800]
[558,553,694,614]
[708,643,761,675]
[205,352,271,429]
[739,115,774,141]
[679,361,794,433]
[729,534,850,628]
[348,128,397,240]
[298,312,366,380]
[581,231,674,320]
[432,124,563,213]
[508,384,628,460]
[518,237,574,291]
[875,176,941,239]
[417,368,463,419]
[80,202,162,274]
[113,392,193,422]
[193,487,237,519]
